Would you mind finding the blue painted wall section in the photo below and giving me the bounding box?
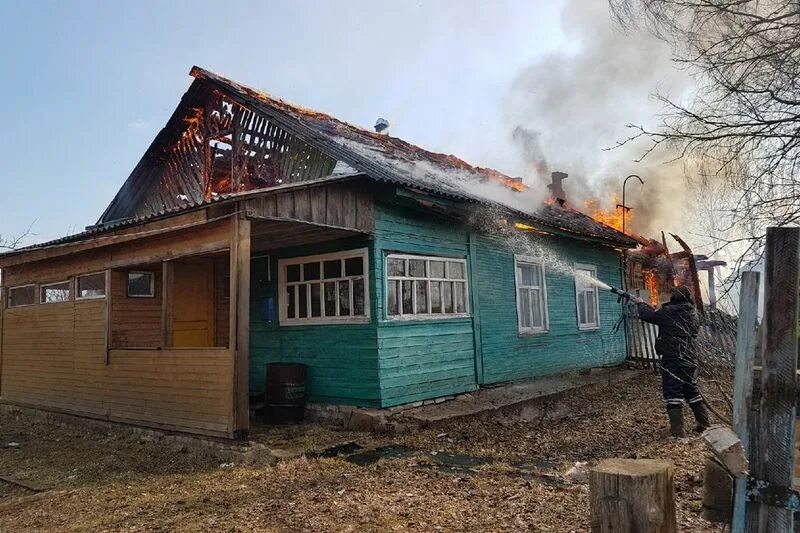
[474,233,626,385]
[249,237,382,407]
[373,202,478,407]
[248,198,627,409]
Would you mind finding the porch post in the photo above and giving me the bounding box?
[230,210,251,439]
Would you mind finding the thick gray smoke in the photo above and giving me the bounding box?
[503,0,694,238]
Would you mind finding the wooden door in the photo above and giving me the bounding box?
[171,260,215,347]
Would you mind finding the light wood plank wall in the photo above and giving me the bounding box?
[0,218,236,438]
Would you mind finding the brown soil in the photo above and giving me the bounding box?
[0,371,720,532]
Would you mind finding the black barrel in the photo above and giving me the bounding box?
[265,363,307,424]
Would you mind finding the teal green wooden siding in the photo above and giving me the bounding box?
[373,202,478,407]
[247,197,627,409]
[248,238,381,407]
[474,233,626,384]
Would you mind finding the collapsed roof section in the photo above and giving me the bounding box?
[98,66,637,248]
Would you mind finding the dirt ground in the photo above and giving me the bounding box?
[0,371,724,532]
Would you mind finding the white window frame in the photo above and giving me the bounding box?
[278,248,370,326]
[8,284,37,308]
[39,280,71,305]
[75,271,107,301]
[574,263,601,331]
[514,255,549,334]
[385,253,470,321]
[127,271,155,298]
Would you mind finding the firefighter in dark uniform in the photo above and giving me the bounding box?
[631,285,711,437]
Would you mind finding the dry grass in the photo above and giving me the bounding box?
[0,371,722,532]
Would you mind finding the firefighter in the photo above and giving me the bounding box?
[631,285,710,437]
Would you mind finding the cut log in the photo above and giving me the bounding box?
[590,459,677,533]
[702,457,734,523]
[702,426,749,477]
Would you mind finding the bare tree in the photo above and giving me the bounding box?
[610,0,800,264]
[0,221,36,251]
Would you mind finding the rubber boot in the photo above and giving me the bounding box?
[667,408,685,438]
[690,401,711,433]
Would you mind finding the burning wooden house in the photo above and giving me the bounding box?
[0,67,637,439]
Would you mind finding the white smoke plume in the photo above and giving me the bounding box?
[502,0,696,239]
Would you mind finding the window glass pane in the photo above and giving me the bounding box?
[345,257,364,277]
[77,273,105,298]
[286,286,296,319]
[409,259,426,278]
[442,282,454,313]
[323,260,342,279]
[415,280,428,314]
[41,282,70,303]
[577,293,586,325]
[447,261,465,280]
[531,289,543,327]
[387,280,399,316]
[531,265,542,286]
[429,261,445,278]
[519,264,535,286]
[338,280,351,316]
[454,282,466,313]
[401,280,413,315]
[303,262,320,281]
[128,272,153,297]
[353,278,365,316]
[324,282,337,316]
[298,284,308,318]
[519,289,532,328]
[9,285,35,307]
[286,264,301,282]
[388,258,405,277]
[430,282,441,313]
[310,283,321,317]
[586,291,597,325]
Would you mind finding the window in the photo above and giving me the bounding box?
[40,281,71,304]
[386,254,468,318]
[575,263,600,330]
[127,271,155,298]
[76,272,106,299]
[8,285,36,307]
[279,249,369,325]
[515,256,548,333]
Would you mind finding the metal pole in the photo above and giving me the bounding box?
[621,174,644,236]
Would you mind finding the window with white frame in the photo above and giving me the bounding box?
[8,285,36,308]
[40,280,71,304]
[76,272,106,299]
[279,249,368,325]
[515,256,548,333]
[386,254,468,318]
[574,263,600,330]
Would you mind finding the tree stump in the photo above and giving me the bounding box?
[590,459,677,533]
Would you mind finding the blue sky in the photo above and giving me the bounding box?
[0,0,682,246]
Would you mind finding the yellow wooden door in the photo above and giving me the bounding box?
[171,260,215,347]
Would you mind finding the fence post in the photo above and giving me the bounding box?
[731,271,760,533]
[758,227,799,532]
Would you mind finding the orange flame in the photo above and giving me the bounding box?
[584,194,631,234]
[643,270,659,306]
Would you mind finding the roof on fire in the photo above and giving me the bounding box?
[7,67,637,256]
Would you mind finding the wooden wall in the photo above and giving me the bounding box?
[373,202,478,407]
[110,266,162,348]
[214,256,230,347]
[0,217,236,438]
[245,181,374,232]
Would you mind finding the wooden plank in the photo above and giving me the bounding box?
[161,261,172,348]
[230,212,251,439]
[731,270,760,533]
[467,231,483,384]
[326,185,343,226]
[354,188,374,232]
[703,426,749,477]
[310,186,327,224]
[758,227,799,532]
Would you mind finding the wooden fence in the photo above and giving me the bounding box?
[625,305,738,369]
